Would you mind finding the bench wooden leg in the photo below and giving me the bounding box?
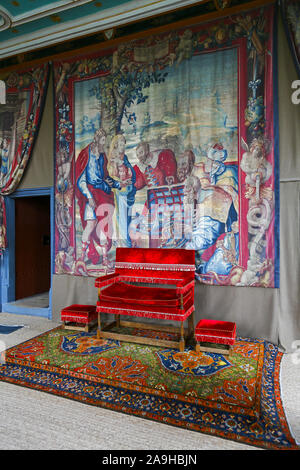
[97,313,194,352]
[179,321,185,352]
[97,312,102,339]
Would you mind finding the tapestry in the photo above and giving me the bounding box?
[53,4,279,287]
[0,327,298,450]
[0,63,50,252]
[281,0,300,77]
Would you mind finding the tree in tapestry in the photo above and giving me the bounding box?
[54,4,279,287]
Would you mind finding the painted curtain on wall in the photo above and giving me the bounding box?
[0,63,50,252]
[53,4,279,288]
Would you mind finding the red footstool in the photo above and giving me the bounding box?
[195,319,236,355]
[61,304,97,332]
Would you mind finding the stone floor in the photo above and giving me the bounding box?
[8,292,49,309]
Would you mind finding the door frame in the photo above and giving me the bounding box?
[1,186,54,319]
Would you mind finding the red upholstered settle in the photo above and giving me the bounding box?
[95,248,195,323]
[114,247,195,266]
[61,304,97,324]
[113,247,195,286]
[195,319,236,345]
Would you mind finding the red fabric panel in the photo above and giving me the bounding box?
[111,270,193,286]
[100,282,192,307]
[157,149,178,180]
[61,304,97,314]
[97,299,194,322]
[61,304,97,323]
[177,279,195,294]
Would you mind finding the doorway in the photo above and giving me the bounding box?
[0,187,53,318]
[15,195,51,304]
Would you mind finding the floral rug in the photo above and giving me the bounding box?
[0,326,298,450]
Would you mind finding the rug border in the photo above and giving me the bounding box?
[0,360,298,451]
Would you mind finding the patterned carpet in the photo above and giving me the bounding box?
[0,326,298,450]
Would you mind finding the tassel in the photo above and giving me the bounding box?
[115,261,195,272]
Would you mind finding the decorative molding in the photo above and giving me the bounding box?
[11,0,93,26]
[0,9,12,32]
[104,28,115,41]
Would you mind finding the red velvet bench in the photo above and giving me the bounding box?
[195,319,236,355]
[61,304,97,332]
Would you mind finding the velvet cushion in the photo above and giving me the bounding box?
[100,282,192,307]
[95,272,193,288]
[95,273,120,288]
[195,319,236,345]
[96,248,195,323]
[107,272,194,292]
[61,304,97,324]
[114,248,195,284]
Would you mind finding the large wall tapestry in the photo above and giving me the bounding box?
[53,4,279,287]
[0,63,49,253]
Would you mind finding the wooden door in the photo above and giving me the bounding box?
[15,196,51,300]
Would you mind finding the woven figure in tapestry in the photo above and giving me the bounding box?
[150,149,196,249]
[76,128,118,267]
[0,137,9,186]
[143,149,195,249]
[107,134,136,249]
[176,149,196,183]
[133,141,177,189]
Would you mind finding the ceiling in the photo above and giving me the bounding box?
[0,0,268,67]
[0,0,208,59]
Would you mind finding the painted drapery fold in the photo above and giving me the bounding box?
[54,4,279,288]
[0,63,50,252]
[281,0,300,77]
